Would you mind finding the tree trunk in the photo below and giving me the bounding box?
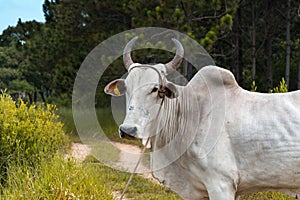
[33,90,37,103]
[251,0,256,81]
[27,92,33,104]
[265,35,273,91]
[265,0,273,91]
[233,4,243,85]
[285,0,291,89]
[183,60,193,81]
[298,48,300,89]
[39,91,46,103]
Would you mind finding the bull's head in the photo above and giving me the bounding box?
[104,37,183,146]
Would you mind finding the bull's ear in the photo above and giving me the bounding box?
[104,79,126,96]
[164,82,178,99]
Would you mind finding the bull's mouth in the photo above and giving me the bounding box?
[121,133,136,140]
[118,125,151,148]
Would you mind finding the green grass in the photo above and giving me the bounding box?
[87,140,120,164]
[1,153,294,200]
[57,107,81,143]
[58,107,141,145]
[240,192,294,200]
[0,155,180,200]
[1,155,113,200]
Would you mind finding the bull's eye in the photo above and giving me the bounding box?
[151,87,158,93]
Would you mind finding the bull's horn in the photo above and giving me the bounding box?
[165,38,184,71]
[123,36,138,70]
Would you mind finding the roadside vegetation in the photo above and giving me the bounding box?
[1,154,180,200]
[0,92,178,199]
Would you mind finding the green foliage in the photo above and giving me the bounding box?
[201,37,214,49]
[221,13,233,30]
[269,78,288,93]
[174,7,184,23]
[250,78,288,93]
[250,81,257,92]
[201,30,219,50]
[0,92,67,182]
[8,79,34,94]
[212,0,222,10]
[206,30,218,41]
[1,154,181,200]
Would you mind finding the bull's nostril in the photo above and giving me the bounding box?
[119,125,137,138]
[119,128,125,138]
[127,126,137,134]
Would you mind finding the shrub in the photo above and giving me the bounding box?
[270,78,288,93]
[250,81,257,92]
[250,78,288,93]
[0,92,67,183]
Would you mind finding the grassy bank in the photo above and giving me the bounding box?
[1,153,294,200]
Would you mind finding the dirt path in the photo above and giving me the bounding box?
[69,142,155,179]
[111,142,149,172]
[68,142,158,199]
[66,143,92,161]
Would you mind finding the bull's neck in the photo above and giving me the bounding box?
[152,85,199,149]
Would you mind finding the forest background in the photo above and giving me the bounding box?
[0,0,299,107]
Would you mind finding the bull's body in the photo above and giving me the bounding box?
[105,37,300,199]
[151,66,300,199]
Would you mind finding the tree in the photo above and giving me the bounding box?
[221,0,299,92]
[251,0,256,81]
[285,0,291,89]
[2,0,300,106]
[0,36,34,101]
[232,2,243,84]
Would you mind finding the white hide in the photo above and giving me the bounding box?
[111,65,300,199]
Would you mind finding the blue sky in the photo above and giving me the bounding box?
[0,0,45,34]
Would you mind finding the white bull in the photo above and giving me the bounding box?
[105,37,300,199]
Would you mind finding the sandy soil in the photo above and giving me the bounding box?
[66,143,92,161]
[68,142,158,200]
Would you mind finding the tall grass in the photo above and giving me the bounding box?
[1,155,113,199]
[1,155,180,200]
[2,153,294,200]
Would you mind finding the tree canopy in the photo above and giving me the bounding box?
[0,0,299,106]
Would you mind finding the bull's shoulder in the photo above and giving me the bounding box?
[189,65,239,89]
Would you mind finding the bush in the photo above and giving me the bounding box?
[270,78,288,93]
[250,78,288,93]
[0,92,67,183]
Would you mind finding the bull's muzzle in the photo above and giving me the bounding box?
[119,124,137,139]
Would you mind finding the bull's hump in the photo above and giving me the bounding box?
[190,65,239,89]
